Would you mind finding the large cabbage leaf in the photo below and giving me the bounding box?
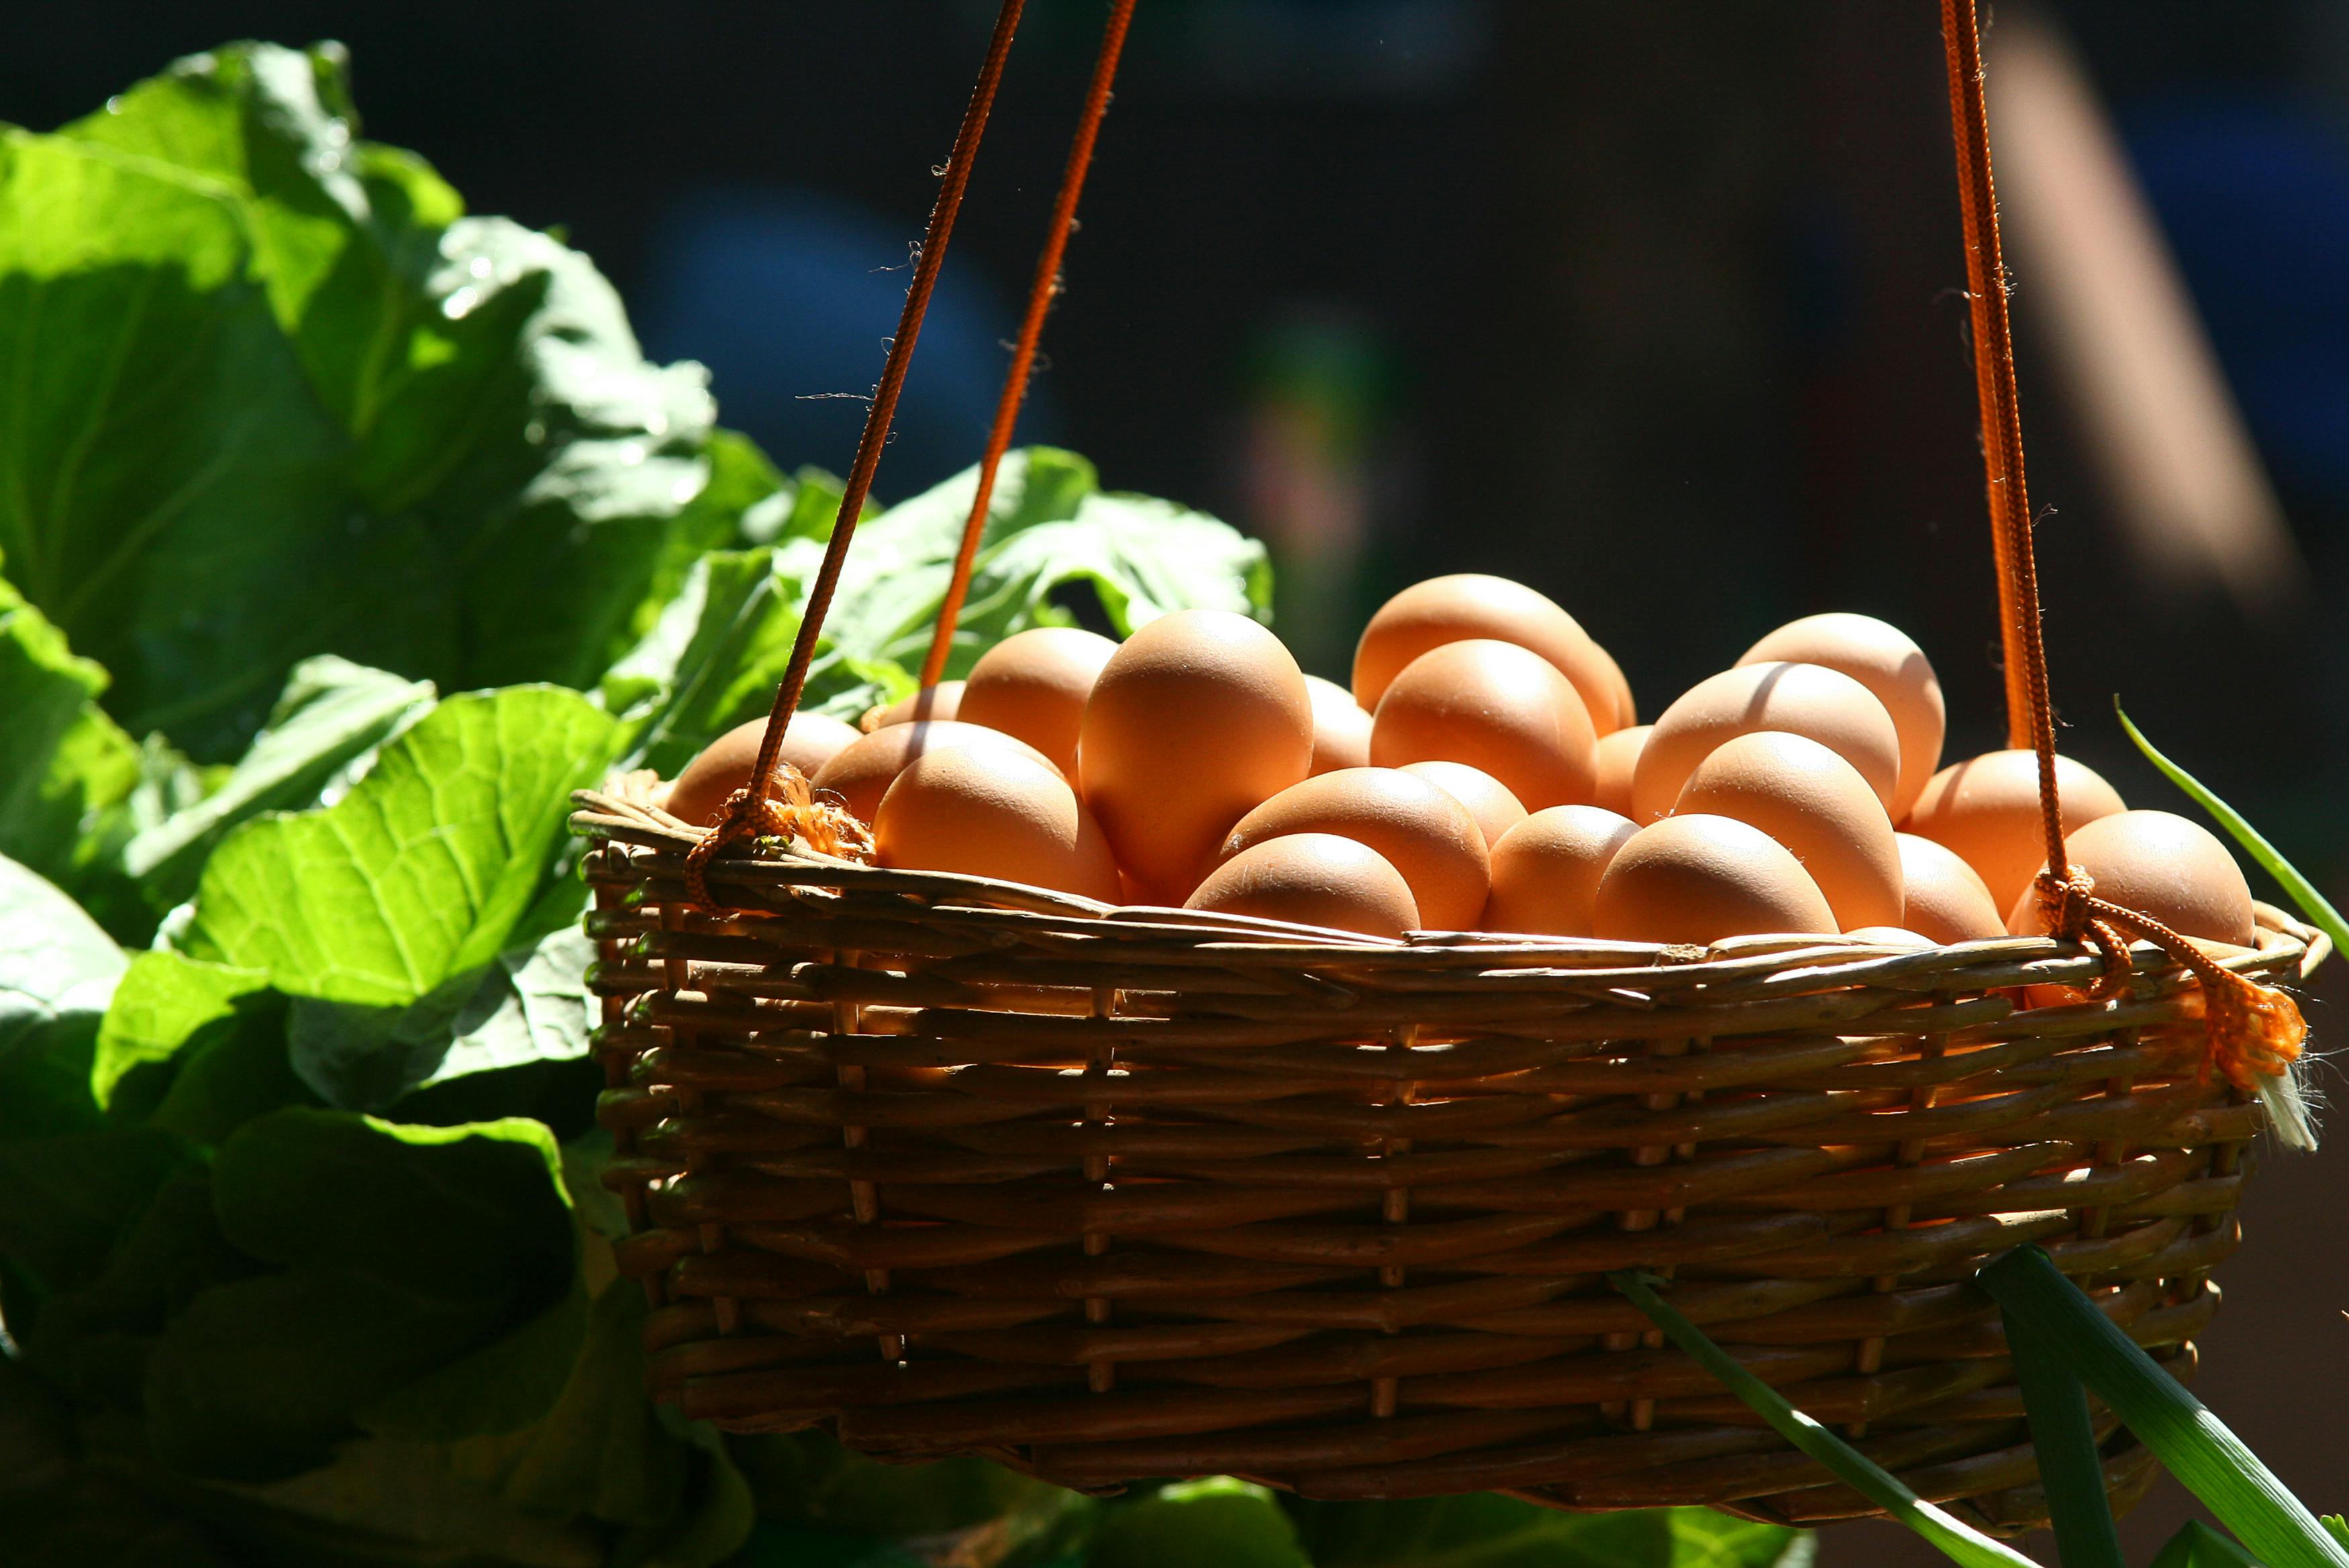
[140,1108,583,1481]
[0,43,723,760]
[0,582,140,912]
[777,447,1272,684]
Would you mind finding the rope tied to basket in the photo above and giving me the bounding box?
[683,0,1031,906]
[1940,0,2305,1088]
[686,0,1137,904]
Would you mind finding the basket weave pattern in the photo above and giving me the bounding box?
[579,788,2322,1529]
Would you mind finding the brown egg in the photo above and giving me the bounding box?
[1352,574,1623,735]
[665,711,866,827]
[957,627,1117,775]
[1673,731,1903,932]
[1305,675,1375,776]
[1597,643,1636,729]
[870,681,964,728]
[1739,614,1945,821]
[813,720,1060,826]
[876,745,1121,901]
[1399,761,1528,850]
[1185,833,1419,938]
[1895,833,2004,945]
[1370,639,1599,811]
[1079,610,1313,900]
[1632,662,1901,824]
[1903,749,2126,915]
[2005,809,2256,947]
[1591,725,1650,819]
[1220,768,1489,931]
[1593,814,1837,945]
[1483,805,1639,937]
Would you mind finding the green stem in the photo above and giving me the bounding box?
[1977,1247,2349,1568]
[2001,1300,2124,1568]
[1607,1271,2040,1568]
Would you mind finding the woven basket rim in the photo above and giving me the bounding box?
[570,787,2331,992]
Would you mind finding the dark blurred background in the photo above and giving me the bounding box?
[13,3,2349,1560]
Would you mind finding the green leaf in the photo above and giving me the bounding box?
[0,870,181,1333]
[400,213,718,694]
[1609,1271,2038,1568]
[737,462,860,549]
[278,883,600,1117]
[111,1275,746,1565]
[683,427,789,551]
[2000,1301,2123,1568]
[403,878,599,1098]
[2117,701,2348,953]
[130,986,313,1149]
[168,1435,614,1566]
[778,448,1271,684]
[975,489,1279,636]
[0,859,145,1320]
[0,123,423,760]
[601,544,930,773]
[1088,1477,1311,1568]
[68,734,225,943]
[444,1282,689,1525]
[448,1282,755,1564]
[142,1108,581,1480]
[60,41,406,368]
[0,1129,189,1318]
[1287,1497,1811,1568]
[601,547,813,772]
[0,854,126,1060]
[176,686,609,1000]
[121,655,435,913]
[734,1430,1090,1553]
[0,1354,244,1568]
[5,43,723,757]
[1977,1247,2349,1568]
[0,575,140,892]
[91,949,268,1112]
[2151,1521,2262,1568]
[69,40,723,694]
[12,1162,252,1408]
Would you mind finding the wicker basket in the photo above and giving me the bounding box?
[577,783,2327,1530]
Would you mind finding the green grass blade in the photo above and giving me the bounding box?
[2150,1520,2261,1568]
[1607,1271,2040,1568]
[2002,1304,2124,1568]
[2116,699,2349,953]
[1977,1248,2349,1568]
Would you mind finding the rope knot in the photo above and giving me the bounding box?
[683,763,873,908]
[2034,864,2099,940]
[2033,864,2135,1000]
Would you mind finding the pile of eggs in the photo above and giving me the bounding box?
[664,576,2259,953]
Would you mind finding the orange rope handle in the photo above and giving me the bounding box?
[687,0,1026,906]
[1944,0,2305,1085]
[919,0,1140,692]
[1940,0,2062,838]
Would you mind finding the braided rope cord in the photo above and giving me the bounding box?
[919,0,1141,691]
[685,0,1028,905]
[1937,0,2304,1087]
